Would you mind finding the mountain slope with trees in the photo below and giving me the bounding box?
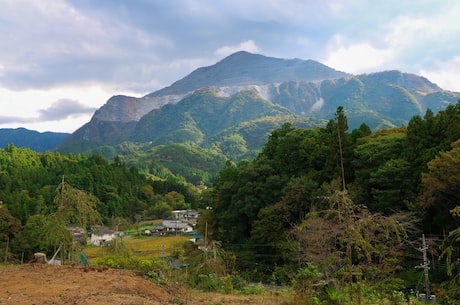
[54,52,459,185]
[204,102,460,302]
[0,145,199,260]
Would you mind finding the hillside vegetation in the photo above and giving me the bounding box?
[1,103,460,303]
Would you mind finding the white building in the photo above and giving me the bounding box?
[163,220,194,233]
[90,227,123,246]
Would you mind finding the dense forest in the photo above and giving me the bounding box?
[203,103,460,301]
[0,148,200,259]
[1,103,460,303]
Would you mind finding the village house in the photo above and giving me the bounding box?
[144,225,166,235]
[162,220,194,233]
[90,226,123,246]
[184,210,201,224]
[171,210,200,223]
[171,210,187,220]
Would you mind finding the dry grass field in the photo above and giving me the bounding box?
[83,234,191,261]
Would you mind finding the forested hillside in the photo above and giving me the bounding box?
[203,102,460,301]
[0,147,198,259]
[1,103,460,303]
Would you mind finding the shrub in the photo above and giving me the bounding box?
[97,255,167,272]
[240,283,266,295]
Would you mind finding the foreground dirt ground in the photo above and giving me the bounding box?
[0,264,285,305]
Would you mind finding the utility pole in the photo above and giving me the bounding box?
[417,234,431,302]
[337,121,346,191]
[204,222,208,264]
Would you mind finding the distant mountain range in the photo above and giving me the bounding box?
[0,128,69,152]
[1,51,459,183]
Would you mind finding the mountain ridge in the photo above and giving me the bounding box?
[2,52,459,184]
[90,51,348,124]
[0,128,69,152]
[148,51,349,96]
[57,51,350,149]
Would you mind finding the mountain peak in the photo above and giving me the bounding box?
[216,51,270,64]
[148,52,347,97]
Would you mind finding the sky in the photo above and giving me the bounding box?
[0,0,459,133]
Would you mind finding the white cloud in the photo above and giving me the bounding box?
[420,56,460,92]
[383,16,432,51]
[0,0,460,133]
[322,35,395,73]
[0,0,171,91]
[213,0,354,25]
[38,99,97,121]
[0,85,118,132]
[214,40,261,58]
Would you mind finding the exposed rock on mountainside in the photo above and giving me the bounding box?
[93,94,189,123]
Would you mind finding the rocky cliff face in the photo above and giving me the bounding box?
[92,93,189,123]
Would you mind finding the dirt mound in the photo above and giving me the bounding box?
[0,264,174,305]
[0,264,284,305]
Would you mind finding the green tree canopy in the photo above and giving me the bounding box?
[418,138,460,232]
[54,177,102,230]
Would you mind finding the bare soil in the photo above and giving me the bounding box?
[0,264,285,305]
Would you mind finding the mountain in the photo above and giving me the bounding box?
[55,51,460,183]
[59,51,346,147]
[148,51,349,96]
[0,128,69,152]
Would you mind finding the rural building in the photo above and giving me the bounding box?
[90,226,123,246]
[171,210,201,223]
[184,210,201,223]
[163,220,193,233]
[144,225,166,235]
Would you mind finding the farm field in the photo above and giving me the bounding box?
[83,234,192,262]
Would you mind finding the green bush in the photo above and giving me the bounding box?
[143,270,167,286]
[96,255,167,272]
[240,283,266,295]
[196,273,222,291]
